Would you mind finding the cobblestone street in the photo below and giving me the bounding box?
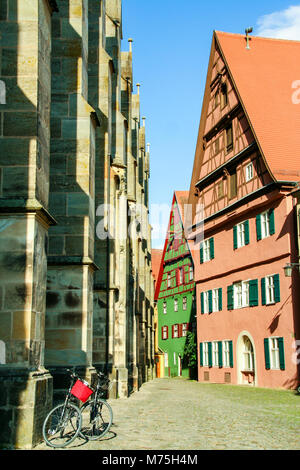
[34,377,300,451]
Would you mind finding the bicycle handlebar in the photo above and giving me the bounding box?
[66,368,79,380]
[66,368,108,384]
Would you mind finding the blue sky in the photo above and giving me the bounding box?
[121,1,300,248]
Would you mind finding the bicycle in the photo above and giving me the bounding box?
[79,370,113,441]
[42,369,89,448]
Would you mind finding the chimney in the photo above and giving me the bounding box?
[245,27,253,50]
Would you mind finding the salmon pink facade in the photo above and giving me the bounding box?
[188,31,300,389]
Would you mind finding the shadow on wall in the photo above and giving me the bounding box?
[45,0,104,393]
[0,0,33,449]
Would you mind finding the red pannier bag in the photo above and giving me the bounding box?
[71,379,94,403]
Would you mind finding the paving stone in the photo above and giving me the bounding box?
[33,377,300,451]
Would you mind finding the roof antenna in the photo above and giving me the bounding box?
[245,27,253,49]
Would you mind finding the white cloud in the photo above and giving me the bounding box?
[256,5,300,40]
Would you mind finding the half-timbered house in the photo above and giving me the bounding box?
[155,192,196,378]
[188,31,300,389]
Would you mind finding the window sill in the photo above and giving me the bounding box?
[233,305,250,310]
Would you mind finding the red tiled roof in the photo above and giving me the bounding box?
[174,191,189,222]
[215,31,300,183]
[151,249,163,282]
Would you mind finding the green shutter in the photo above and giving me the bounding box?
[278,337,285,370]
[274,274,280,303]
[261,277,266,306]
[244,220,250,245]
[264,338,270,370]
[218,341,223,368]
[269,208,275,235]
[227,285,234,310]
[208,290,213,314]
[200,243,204,264]
[233,225,238,250]
[229,341,233,368]
[201,292,204,314]
[249,279,259,307]
[218,288,222,311]
[208,342,212,368]
[199,343,203,367]
[256,214,262,241]
[209,237,214,259]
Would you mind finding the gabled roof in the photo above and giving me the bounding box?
[174,191,189,219]
[154,191,193,301]
[216,31,300,183]
[189,31,300,208]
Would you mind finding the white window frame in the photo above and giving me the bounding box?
[174,298,178,312]
[237,221,246,248]
[167,272,171,288]
[203,342,209,367]
[179,267,184,285]
[189,265,194,281]
[261,211,270,239]
[233,281,249,309]
[243,337,254,371]
[173,324,179,338]
[212,288,219,313]
[162,326,168,340]
[203,239,211,262]
[269,337,280,370]
[246,162,254,182]
[164,352,168,367]
[212,341,219,367]
[182,323,188,337]
[223,340,230,368]
[266,275,275,305]
[182,296,187,311]
[203,291,210,314]
[163,301,167,314]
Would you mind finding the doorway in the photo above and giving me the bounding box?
[237,333,256,386]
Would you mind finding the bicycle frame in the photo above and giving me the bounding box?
[58,372,79,426]
[82,373,107,413]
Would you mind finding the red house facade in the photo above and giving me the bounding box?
[188,31,300,389]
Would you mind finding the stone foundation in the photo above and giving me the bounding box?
[0,368,52,449]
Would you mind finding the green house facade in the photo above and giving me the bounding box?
[155,192,196,378]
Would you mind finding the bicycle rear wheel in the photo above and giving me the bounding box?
[42,403,82,448]
[80,399,113,440]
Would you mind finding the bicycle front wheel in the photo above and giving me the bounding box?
[80,399,113,440]
[42,403,82,448]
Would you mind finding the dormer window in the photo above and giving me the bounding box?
[214,137,220,155]
[220,82,228,108]
[246,162,254,182]
[226,124,233,153]
[214,91,219,109]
